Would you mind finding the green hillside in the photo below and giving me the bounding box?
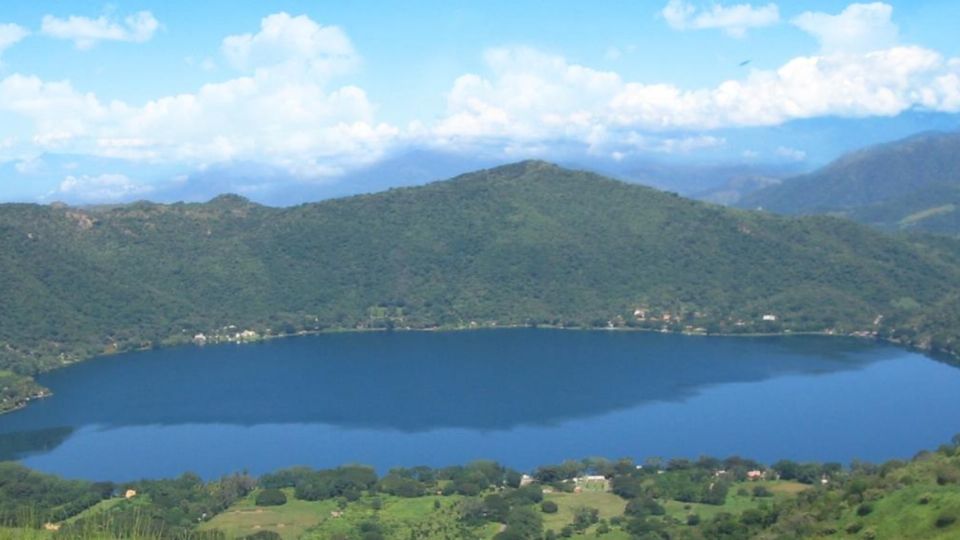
[740,132,960,234]
[4,438,960,539]
[2,161,960,410]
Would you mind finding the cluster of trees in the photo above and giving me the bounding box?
[55,472,255,538]
[4,436,960,538]
[260,465,377,502]
[0,463,111,526]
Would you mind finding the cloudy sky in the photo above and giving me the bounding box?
[1,0,959,204]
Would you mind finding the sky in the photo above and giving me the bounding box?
[1,0,959,204]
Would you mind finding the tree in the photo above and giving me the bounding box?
[625,496,664,518]
[503,507,543,539]
[541,500,559,514]
[572,506,599,531]
[483,494,510,523]
[255,488,287,506]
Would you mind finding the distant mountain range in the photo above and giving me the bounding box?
[3,161,960,410]
[740,131,960,235]
[5,110,960,207]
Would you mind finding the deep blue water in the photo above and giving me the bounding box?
[1,329,958,481]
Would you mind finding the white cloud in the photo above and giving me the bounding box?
[0,23,29,60]
[775,146,807,161]
[793,3,898,54]
[14,156,43,174]
[56,173,152,202]
[221,12,357,77]
[0,13,397,176]
[41,11,159,49]
[621,133,726,154]
[662,0,780,37]
[431,44,960,153]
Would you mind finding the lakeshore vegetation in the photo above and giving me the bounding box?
[3,161,960,411]
[2,437,960,539]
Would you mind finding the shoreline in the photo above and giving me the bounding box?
[5,322,953,417]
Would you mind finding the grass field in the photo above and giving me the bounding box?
[200,489,335,539]
[203,490,501,540]
[541,490,626,537]
[662,480,810,523]
[62,498,125,525]
[827,483,960,539]
[0,528,51,540]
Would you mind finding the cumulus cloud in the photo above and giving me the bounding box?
[56,173,152,202]
[221,12,357,77]
[662,0,780,37]
[431,44,960,154]
[41,11,159,49]
[0,13,397,177]
[793,2,898,54]
[0,22,29,60]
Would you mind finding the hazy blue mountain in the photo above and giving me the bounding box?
[740,131,960,235]
[4,111,960,207]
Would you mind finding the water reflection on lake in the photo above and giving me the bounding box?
[0,330,957,480]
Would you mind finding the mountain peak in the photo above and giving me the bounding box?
[207,194,254,207]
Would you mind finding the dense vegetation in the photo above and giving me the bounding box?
[3,160,960,411]
[3,437,960,539]
[740,131,960,235]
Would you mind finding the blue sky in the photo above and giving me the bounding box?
[1,1,959,203]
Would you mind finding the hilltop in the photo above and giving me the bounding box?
[740,132,960,235]
[2,160,960,408]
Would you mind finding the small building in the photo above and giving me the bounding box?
[762,314,777,322]
[124,489,137,499]
[519,474,534,487]
[747,470,764,481]
[193,333,207,345]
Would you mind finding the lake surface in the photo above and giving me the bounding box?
[1,329,959,481]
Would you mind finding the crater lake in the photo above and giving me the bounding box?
[1,329,958,481]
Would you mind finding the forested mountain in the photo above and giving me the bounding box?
[740,132,960,234]
[2,161,960,409]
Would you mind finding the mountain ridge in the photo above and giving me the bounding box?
[740,131,960,234]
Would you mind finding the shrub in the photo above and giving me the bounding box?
[752,485,773,497]
[846,522,863,534]
[856,503,873,516]
[255,489,287,507]
[686,514,701,526]
[624,496,665,518]
[935,511,958,528]
[936,465,960,485]
[541,500,559,514]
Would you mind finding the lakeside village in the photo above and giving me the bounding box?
[189,306,884,348]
